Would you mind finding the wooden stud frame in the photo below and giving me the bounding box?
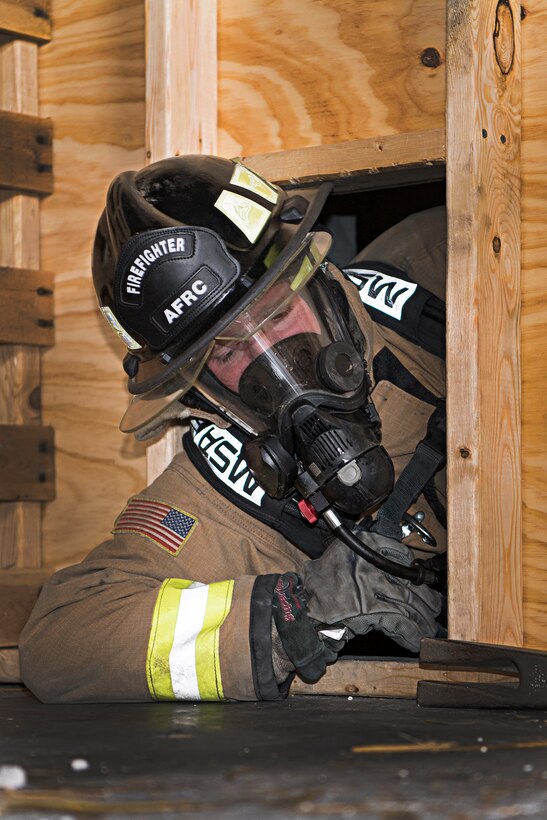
[0,7,52,674]
[445,0,522,647]
[144,0,217,483]
[242,129,446,192]
[0,36,42,569]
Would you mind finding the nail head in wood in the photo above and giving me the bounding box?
[421,47,442,69]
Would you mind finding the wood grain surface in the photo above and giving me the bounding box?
[0,266,54,346]
[0,36,42,569]
[144,0,217,484]
[0,424,54,501]
[0,647,19,682]
[446,0,522,647]
[0,0,52,43]
[520,0,547,650]
[242,128,445,189]
[39,0,147,569]
[217,0,446,157]
[0,581,42,645]
[291,658,510,699]
[0,110,53,194]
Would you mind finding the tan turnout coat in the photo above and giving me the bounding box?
[20,207,446,703]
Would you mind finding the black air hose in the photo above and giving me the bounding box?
[322,509,439,587]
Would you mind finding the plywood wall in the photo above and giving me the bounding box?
[521,1,547,649]
[217,0,446,156]
[40,0,147,569]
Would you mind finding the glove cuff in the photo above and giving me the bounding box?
[272,572,338,683]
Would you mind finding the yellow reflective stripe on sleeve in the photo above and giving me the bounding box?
[146,578,194,700]
[195,579,234,700]
[146,578,234,701]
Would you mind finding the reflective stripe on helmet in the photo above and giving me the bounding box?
[230,162,279,204]
[100,306,142,350]
[146,578,234,701]
[214,190,272,243]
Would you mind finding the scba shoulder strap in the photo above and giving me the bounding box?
[183,419,331,559]
[342,260,447,538]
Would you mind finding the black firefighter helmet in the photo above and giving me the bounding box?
[92,154,333,421]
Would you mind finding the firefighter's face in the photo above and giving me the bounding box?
[207,286,321,393]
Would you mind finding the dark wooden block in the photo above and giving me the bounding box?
[0,425,54,501]
[0,0,51,43]
[0,267,54,346]
[0,582,42,645]
[0,111,53,195]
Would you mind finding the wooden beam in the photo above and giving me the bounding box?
[145,0,217,161]
[0,647,19,682]
[144,0,218,483]
[290,658,510,699]
[0,580,42,645]
[446,0,522,645]
[0,266,53,345]
[0,110,53,195]
[0,0,51,44]
[0,424,54,501]
[242,128,446,190]
[0,37,42,568]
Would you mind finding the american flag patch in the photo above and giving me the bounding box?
[113,498,198,556]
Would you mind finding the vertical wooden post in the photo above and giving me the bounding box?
[0,37,41,568]
[446,0,522,645]
[144,0,218,482]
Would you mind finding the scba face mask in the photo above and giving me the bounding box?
[195,261,394,517]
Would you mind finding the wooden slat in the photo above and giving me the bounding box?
[521,0,547,650]
[0,0,51,43]
[290,658,510,699]
[0,647,19,682]
[0,581,42,645]
[242,128,446,190]
[0,266,53,345]
[0,110,52,195]
[0,36,41,568]
[0,425,54,501]
[446,0,522,645]
[145,0,218,483]
[145,0,217,161]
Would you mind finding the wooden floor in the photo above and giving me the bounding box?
[0,687,546,818]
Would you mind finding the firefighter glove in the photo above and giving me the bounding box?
[271,572,342,684]
[301,531,443,653]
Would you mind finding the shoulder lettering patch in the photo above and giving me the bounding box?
[191,421,265,506]
[343,267,417,321]
[113,498,198,556]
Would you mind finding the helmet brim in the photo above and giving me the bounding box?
[127,181,333,396]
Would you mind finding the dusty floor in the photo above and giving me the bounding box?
[0,686,546,818]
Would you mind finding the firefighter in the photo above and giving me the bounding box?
[20,156,446,703]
